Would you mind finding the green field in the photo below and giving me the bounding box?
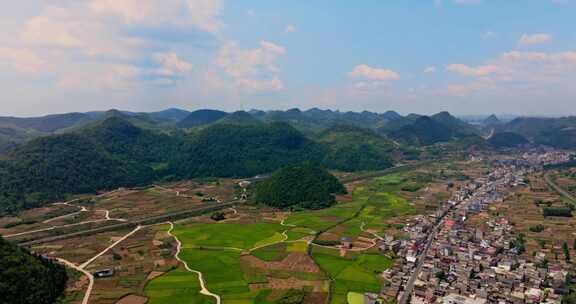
[311,247,393,304]
[146,173,411,303]
[144,268,215,304]
[174,222,285,250]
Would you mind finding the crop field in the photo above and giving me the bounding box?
[468,173,576,262]
[174,222,285,250]
[145,269,215,304]
[311,246,393,304]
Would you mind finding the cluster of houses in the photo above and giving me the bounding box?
[522,150,575,167]
[380,155,574,304]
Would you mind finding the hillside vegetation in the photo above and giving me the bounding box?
[318,125,395,171]
[0,236,68,304]
[255,163,347,210]
[170,122,325,178]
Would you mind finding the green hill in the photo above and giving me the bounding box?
[255,163,347,210]
[177,109,228,128]
[0,132,155,214]
[0,112,91,133]
[318,124,395,171]
[387,116,454,146]
[502,117,576,148]
[214,111,262,126]
[0,236,68,304]
[487,132,529,148]
[170,122,326,178]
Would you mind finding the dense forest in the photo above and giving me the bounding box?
[170,122,326,178]
[0,236,68,304]
[254,163,347,210]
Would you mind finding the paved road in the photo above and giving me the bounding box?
[398,226,439,304]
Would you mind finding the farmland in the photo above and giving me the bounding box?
[0,159,466,303]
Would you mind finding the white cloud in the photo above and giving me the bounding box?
[349,64,400,81]
[0,47,48,73]
[446,63,508,77]
[424,66,437,73]
[215,41,287,91]
[519,33,552,45]
[445,50,576,96]
[154,52,193,76]
[285,24,297,33]
[90,0,223,33]
[57,63,141,90]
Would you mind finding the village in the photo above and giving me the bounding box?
[379,150,576,304]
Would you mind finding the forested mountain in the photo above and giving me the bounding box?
[147,108,190,122]
[487,132,529,148]
[177,109,228,128]
[483,114,501,126]
[318,124,396,171]
[255,163,347,210]
[430,111,479,136]
[0,132,155,214]
[0,112,91,133]
[170,122,327,178]
[501,117,576,148]
[81,116,179,163]
[0,236,68,304]
[214,111,263,126]
[386,116,454,146]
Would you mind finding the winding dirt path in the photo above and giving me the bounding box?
[56,258,94,304]
[166,222,221,304]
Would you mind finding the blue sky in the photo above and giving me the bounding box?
[0,0,575,116]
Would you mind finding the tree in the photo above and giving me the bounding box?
[0,236,68,304]
[210,212,225,221]
[563,242,571,262]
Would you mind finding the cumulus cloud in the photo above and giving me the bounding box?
[349,64,400,81]
[0,47,48,73]
[154,52,193,76]
[446,64,508,77]
[445,50,576,96]
[90,0,223,33]
[215,41,287,91]
[519,33,552,45]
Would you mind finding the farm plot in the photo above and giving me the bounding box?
[311,246,393,304]
[145,269,215,304]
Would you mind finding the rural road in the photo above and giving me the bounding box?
[545,173,576,204]
[56,258,94,304]
[166,222,222,304]
[80,225,142,269]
